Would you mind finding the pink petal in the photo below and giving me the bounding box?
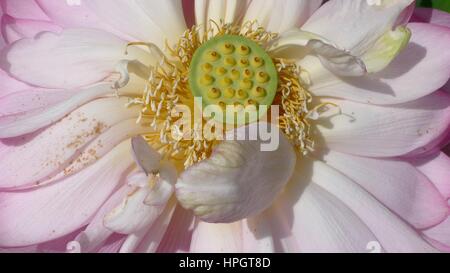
[444,144,450,157]
[0,84,118,138]
[37,228,82,253]
[97,234,126,253]
[1,0,49,21]
[309,160,437,252]
[412,152,450,199]
[0,244,37,253]
[422,217,450,249]
[70,186,128,253]
[1,15,61,43]
[0,5,5,48]
[0,141,134,247]
[395,1,415,26]
[0,87,75,117]
[412,8,450,28]
[0,68,29,97]
[321,151,448,229]
[35,0,131,41]
[0,97,139,189]
[156,205,195,253]
[317,92,450,157]
[182,0,195,28]
[308,23,450,104]
[49,119,148,181]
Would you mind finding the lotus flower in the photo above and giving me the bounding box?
[0,0,449,253]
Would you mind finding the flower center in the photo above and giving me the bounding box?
[188,34,278,124]
[124,21,315,169]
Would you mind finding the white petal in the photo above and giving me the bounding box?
[241,215,276,253]
[243,0,322,32]
[189,215,276,253]
[195,0,248,36]
[176,123,296,223]
[134,201,177,253]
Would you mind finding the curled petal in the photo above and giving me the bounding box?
[305,23,450,105]
[176,123,296,223]
[362,26,411,73]
[131,135,161,176]
[1,28,148,89]
[307,39,367,76]
[270,30,366,76]
[104,163,177,234]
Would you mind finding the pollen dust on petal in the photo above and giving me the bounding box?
[55,115,108,177]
